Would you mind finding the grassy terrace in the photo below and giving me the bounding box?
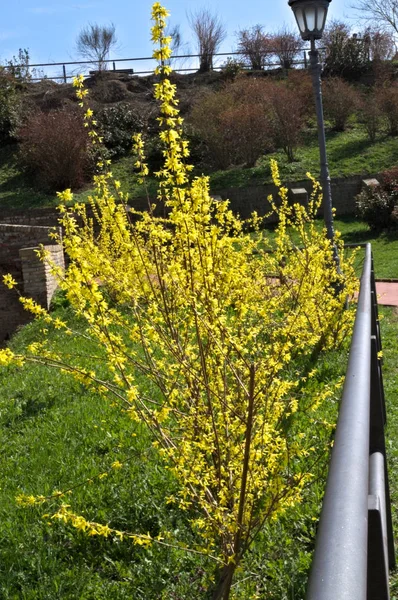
[0,300,349,599]
[1,121,398,209]
[0,119,397,595]
[0,299,396,598]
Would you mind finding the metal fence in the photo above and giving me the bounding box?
[306,243,395,600]
[5,50,310,83]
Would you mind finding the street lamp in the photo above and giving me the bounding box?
[288,0,339,268]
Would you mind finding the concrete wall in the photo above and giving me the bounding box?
[0,224,64,343]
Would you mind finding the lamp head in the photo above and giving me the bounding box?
[288,0,331,41]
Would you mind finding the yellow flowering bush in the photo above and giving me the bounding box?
[4,4,358,599]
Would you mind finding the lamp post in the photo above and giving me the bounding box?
[288,0,340,269]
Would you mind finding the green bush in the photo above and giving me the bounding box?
[0,68,23,145]
[323,21,370,81]
[97,103,147,158]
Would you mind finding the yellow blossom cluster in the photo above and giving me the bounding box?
[3,3,359,595]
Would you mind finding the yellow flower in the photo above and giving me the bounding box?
[3,274,17,289]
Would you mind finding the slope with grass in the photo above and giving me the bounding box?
[0,297,350,599]
[1,122,398,210]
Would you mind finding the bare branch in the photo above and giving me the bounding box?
[188,8,226,72]
[76,23,117,72]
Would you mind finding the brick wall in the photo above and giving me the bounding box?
[0,224,64,343]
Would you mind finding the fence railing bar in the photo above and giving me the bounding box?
[7,48,314,70]
[306,242,396,598]
[306,243,372,600]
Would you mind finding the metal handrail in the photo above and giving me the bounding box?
[306,243,395,600]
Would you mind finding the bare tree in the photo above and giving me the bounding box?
[236,25,271,70]
[362,26,396,60]
[269,27,304,69]
[351,0,398,37]
[76,23,117,72]
[188,9,226,72]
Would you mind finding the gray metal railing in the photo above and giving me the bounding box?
[4,49,311,83]
[306,243,395,600]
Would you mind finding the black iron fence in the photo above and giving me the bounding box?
[4,49,311,83]
[306,243,395,600]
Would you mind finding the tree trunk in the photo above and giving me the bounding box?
[211,564,236,600]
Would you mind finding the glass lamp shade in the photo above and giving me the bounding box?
[288,0,331,41]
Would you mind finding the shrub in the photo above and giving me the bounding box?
[358,92,381,142]
[322,77,358,131]
[236,25,270,70]
[0,68,23,145]
[97,102,147,157]
[189,78,274,168]
[17,108,91,192]
[3,6,359,599]
[266,81,305,161]
[377,85,398,136]
[380,166,398,195]
[356,184,397,231]
[323,20,369,81]
[286,70,314,119]
[220,57,245,80]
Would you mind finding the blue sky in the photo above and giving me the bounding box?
[1,0,358,78]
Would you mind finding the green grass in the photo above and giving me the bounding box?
[380,307,398,599]
[0,300,353,598]
[0,310,209,599]
[0,296,397,597]
[333,218,398,280]
[210,124,398,190]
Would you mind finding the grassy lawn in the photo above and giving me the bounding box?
[332,218,398,280]
[1,303,397,597]
[0,298,350,599]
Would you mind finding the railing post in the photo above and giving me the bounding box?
[369,260,395,570]
[368,452,390,600]
[62,64,67,84]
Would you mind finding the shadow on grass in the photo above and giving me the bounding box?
[341,225,398,246]
[327,136,375,163]
[0,145,53,209]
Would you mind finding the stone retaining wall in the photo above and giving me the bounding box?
[0,174,367,229]
[0,173,370,343]
[0,224,64,343]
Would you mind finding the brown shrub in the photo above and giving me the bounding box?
[358,92,381,142]
[322,77,358,131]
[189,77,274,169]
[377,85,398,136]
[17,108,91,192]
[265,81,305,161]
[286,70,314,119]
